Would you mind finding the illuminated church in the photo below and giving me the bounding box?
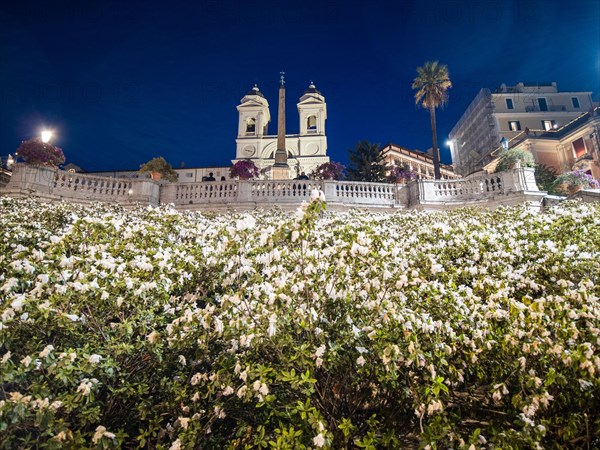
[234,75,329,179]
[88,75,330,182]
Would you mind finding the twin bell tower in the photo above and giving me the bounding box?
[234,73,329,179]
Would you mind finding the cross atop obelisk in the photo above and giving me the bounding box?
[272,71,290,179]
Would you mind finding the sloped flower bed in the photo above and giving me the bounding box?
[0,197,598,448]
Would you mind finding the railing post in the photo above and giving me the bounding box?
[159,183,177,205]
[501,167,539,193]
[417,179,435,203]
[129,180,160,206]
[322,180,337,203]
[395,184,409,207]
[237,180,251,203]
[517,167,539,191]
[1,164,55,196]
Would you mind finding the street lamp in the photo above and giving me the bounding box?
[6,154,14,169]
[41,130,53,143]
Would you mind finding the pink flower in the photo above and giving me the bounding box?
[15,138,65,167]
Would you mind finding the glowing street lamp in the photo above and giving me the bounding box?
[41,130,53,143]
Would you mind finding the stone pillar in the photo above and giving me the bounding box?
[322,180,337,202]
[237,180,252,203]
[273,72,290,180]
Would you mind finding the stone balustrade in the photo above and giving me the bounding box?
[1,164,547,211]
[1,164,158,206]
[413,168,542,209]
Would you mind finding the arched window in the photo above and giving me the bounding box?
[246,118,256,133]
[307,115,317,131]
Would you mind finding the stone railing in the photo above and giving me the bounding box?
[413,168,542,208]
[249,180,324,202]
[1,164,158,206]
[160,179,325,207]
[1,164,547,211]
[328,181,397,204]
[0,168,11,188]
[53,171,133,199]
[162,180,239,205]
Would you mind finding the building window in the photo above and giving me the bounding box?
[246,118,256,133]
[541,120,556,131]
[572,137,586,158]
[508,120,521,131]
[505,98,514,109]
[572,97,580,108]
[538,98,548,111]
[307,115,317,131]
[186,172,193,177]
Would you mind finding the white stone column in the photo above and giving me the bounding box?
[322,180,337,202]
[237,180,252,203]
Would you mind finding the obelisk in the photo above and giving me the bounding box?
[272,71,290,180]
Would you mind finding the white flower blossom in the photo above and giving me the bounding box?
[313,433,325,447]
[39,345,54,358]
[147,331,160,343]
[21,355,32,368]
[169,439,182,450]
[92,425,115,444]
[88,354,102,364]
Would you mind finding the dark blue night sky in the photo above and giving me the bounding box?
[1,0,599,172]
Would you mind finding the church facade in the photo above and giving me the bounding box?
[234,82,329,179]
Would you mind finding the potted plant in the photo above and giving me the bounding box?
[139,157,178,182]
[551,170,600,196]
[387,164,418,184]
[230,159,260,180]
[310,161,345,180]
[15,137,65,167]
[494,147,535,173]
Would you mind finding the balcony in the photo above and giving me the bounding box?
[525,105,566,112]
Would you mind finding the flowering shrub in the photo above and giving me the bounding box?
[552,170,600,195]
[15,138,65,167]
[310,161,345,180]
[230,159,260,179]
[387,164,418,183]
[1,197,599,448]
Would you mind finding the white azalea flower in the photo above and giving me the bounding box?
[39,345,54,358]
[313,433,325,447]
[88,354,102,364]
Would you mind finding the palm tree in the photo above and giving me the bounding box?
[412,61,452,179]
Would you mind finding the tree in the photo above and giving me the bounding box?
[412,61,452,179]
[139,156,179,182]
[346,141,387,182]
